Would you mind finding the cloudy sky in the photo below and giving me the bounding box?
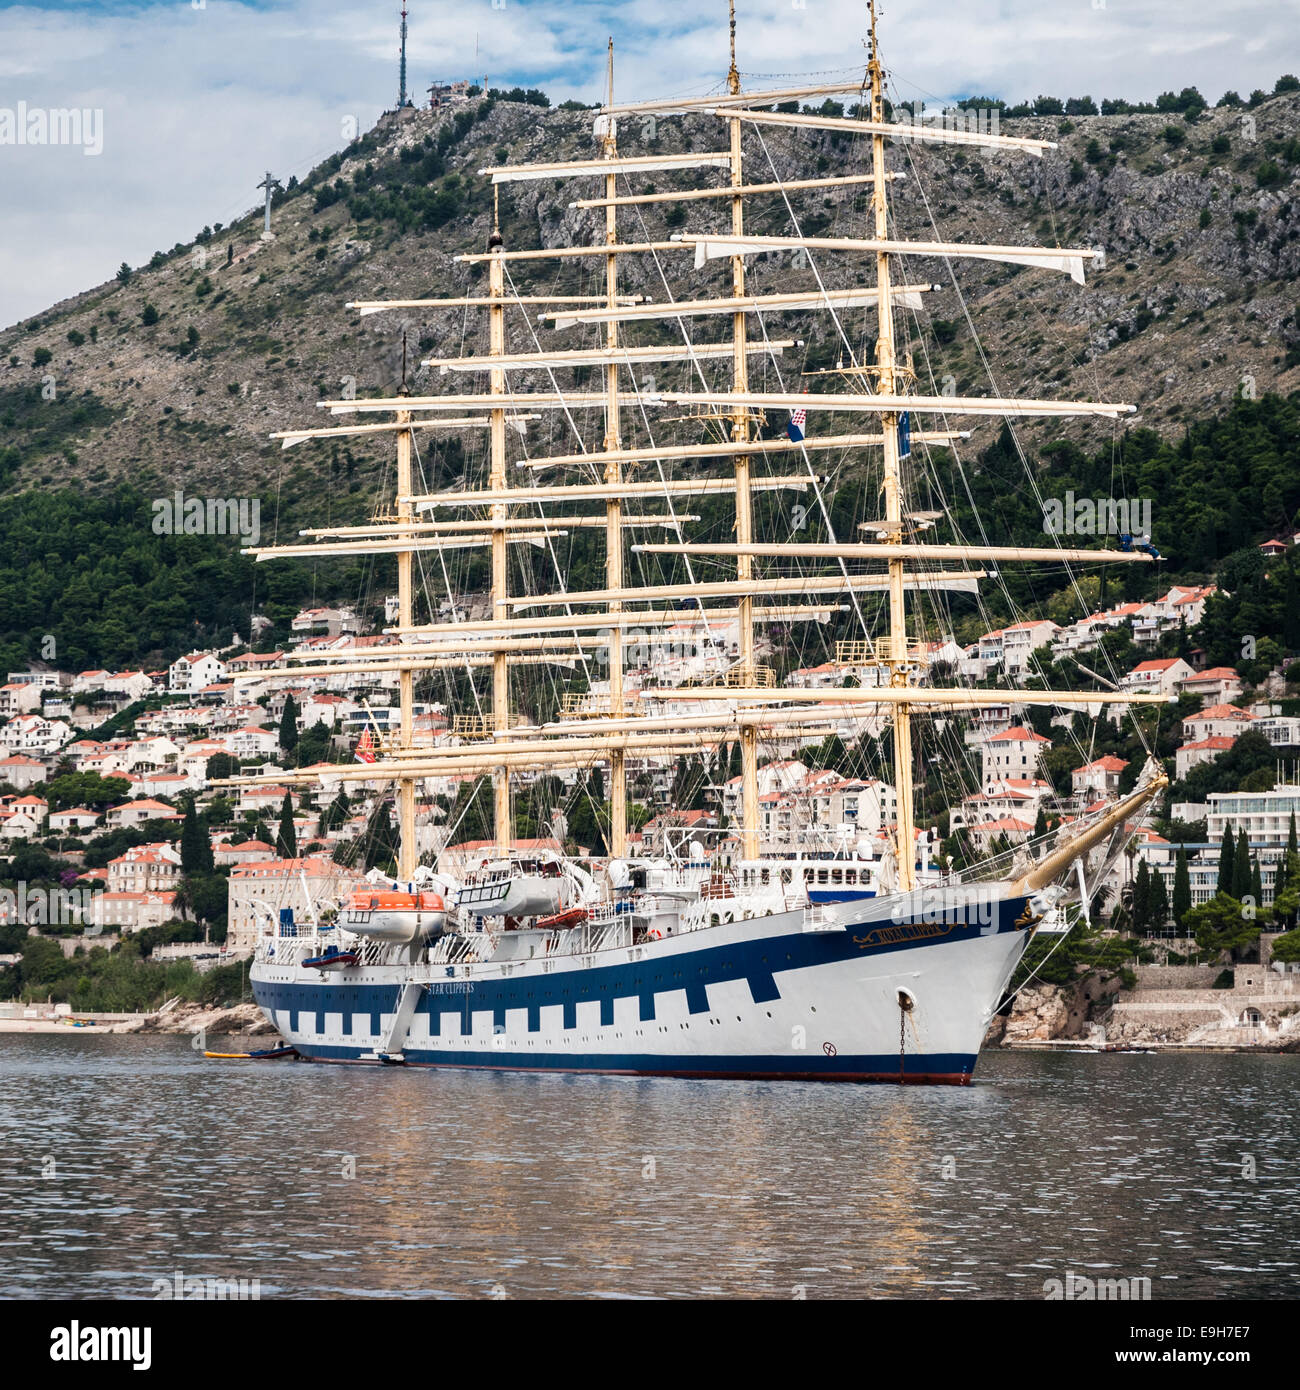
[1,0,1297,328]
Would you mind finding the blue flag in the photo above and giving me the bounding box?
[898,410,911,459]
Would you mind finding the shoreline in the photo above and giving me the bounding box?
[2,1018,1292,1055]
[999,1038,1299,1054]
[0,1000,278,1040]
[0,1012,149,1035]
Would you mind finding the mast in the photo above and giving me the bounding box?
[727,0,760,862]
[394,340,417,880]
[488,191,511,849]
[602,39,627,858]
[866,0,915,891]
[219,16,1171,902]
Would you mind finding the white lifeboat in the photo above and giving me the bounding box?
[455,853,572,918]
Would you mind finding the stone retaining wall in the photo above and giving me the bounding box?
[1133,965,1219,989]
[1125,987,1234,1005]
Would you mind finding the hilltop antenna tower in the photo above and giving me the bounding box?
[399,3,410,107]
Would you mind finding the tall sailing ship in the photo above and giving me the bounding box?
[229,2,1169,1082]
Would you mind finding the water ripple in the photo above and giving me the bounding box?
[0,1036,1297,1298]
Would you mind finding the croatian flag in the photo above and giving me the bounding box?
[787,406,807,443]
[354,727,377,764]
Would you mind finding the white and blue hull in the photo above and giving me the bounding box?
[250,890,1033,1084]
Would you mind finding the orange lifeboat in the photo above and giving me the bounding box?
[347,890,445,913]
[343,888,447,944]
[535,905,588,931]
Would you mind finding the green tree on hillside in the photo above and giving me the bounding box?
[276,792,296,860]
[361,800,398,872]
[44,772,129,813]
[1173,849,1192,928]
[1232,830,1253,901]
[1149,865,1170,932]
[179,798,213,875]
[1187,892,1258,961]
[1132,860,1152,934]
[278,694,299,754]
[1217,828,1236,896]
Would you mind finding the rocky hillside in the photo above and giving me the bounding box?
[2,89,1299,505]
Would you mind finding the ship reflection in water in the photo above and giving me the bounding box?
[1,1036,1297,1300]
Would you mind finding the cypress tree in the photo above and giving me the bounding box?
[671,755,691,807]
[1251,856,1263,908]
[1217,827,1236,895]
[276,792,297,860]
[279,694,299,754]
[1280,849,1300,929]
[1173,848,1192,927]
[1280,814,1299,903]
[1132,859,1151,933]
[324,788,349,832]
[362,799,398,871]
[179,797,213,874]
[1149,865,1170,932]
[1232,829,1253,900]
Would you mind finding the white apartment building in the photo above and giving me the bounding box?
[227,854,354,952]
[168,652,228,693]
[6,670,67,691]
[1175,735,1237,780]
[1204,785,1300,851]
[0,755,48,791]
[1249,704,1300,747]
[720,759,809,821]
[1177,666,1244,706]
[291,607,362,637]
[107,844,181,894]
[1130,585,1216,644]
[0,683,43,717]
[1122,657,1194,696]
[88,890,178,932]
[974,620,1059,677]
[980,725,1049,789]
[1071,755,1127,801]
[1182,704,1255,742]
[1,715,70,755]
